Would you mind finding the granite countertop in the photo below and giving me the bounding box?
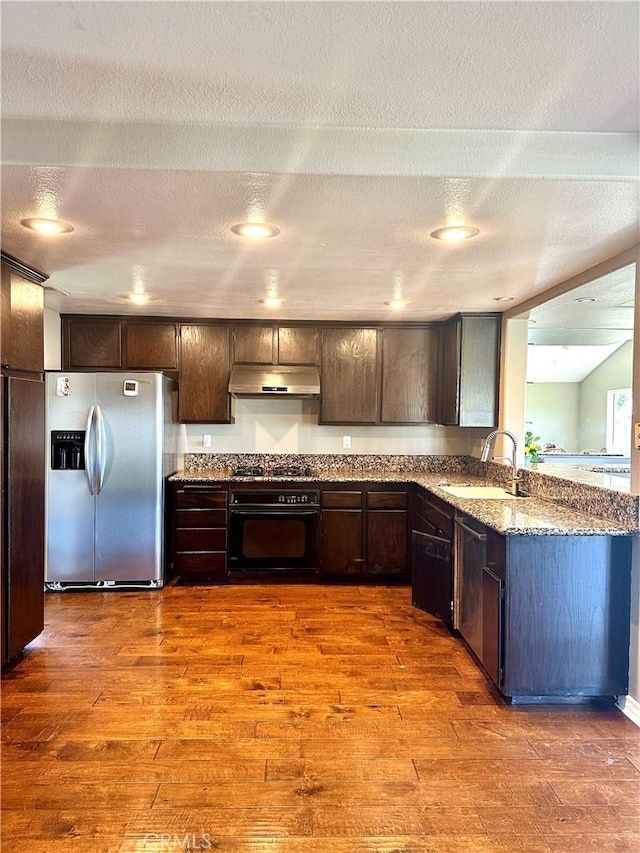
[169,469,636,536]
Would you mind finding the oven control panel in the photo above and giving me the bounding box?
[230,490,320,507]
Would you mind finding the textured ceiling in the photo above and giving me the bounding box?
[1,1,639,321]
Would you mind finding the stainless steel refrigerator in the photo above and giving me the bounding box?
[45,372,178,588]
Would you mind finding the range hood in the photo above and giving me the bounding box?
[228,365,320,398]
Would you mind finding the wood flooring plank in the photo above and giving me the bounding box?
[414,757,640,781]
[125,807,313,837]
[255,719,455,739]
[311,805,486,836]
[544,835,640,852]
[116,840,554,853]
[0,782,159,810]
[0,808,130,839]
[0,759,269,784]
[0,841,123,853]
[529,737,640,763]
[300,736,539,760]
[265,758,418,781]
[453,717,639,740]
[53,719,257,740]
[153,779,558,809]
[1,739,161,762]
[549,779,640,804]
[156,738,302,760]
[477,804,640,835]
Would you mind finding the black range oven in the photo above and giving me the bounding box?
[228,489,320,574]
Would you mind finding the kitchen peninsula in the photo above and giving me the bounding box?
[169,452,635,705]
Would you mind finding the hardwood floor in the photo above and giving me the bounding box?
[2,583,639,852]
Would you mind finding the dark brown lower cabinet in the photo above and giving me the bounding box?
[320,491,364,576]
[172,485,228,580]
[367,511,407,575]
[2,374,45,663]
[481,565,504,688]
[410,487,455,623]
[366,491,408,577]
[455,520,632,701]
[501,533,631,700]
[411,530,452,623]
[320,486,408,579]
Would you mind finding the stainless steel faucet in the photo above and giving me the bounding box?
[480,429,521,495]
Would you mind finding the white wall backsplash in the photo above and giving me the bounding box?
[184,397,481,456]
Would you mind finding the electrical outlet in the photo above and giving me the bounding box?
[635,423,640,449]
[203,434,212,448]
[342,435,351,449]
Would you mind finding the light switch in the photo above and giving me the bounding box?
[634,423,640,449]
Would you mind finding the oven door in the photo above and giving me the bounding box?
[228,506,320,572]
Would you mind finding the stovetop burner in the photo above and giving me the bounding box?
[232,465,264,477]
[231,465,316,478]
[271,466,315,478]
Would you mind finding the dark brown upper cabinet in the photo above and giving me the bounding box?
[179,324,233,423]
[62,316,177,371]
[1,261,45,372]
[277,326,318,365]
[436,313,501,427]
[124,322,178,370]
[231,325,275,364]
[63,317,123,369]
[320,327,378,424]
[380,327,438,424]
[232,324,318,365]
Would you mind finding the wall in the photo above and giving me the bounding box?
[525,382,580,451]
[43,308,61,370]
[578,340,633,450]
[184,397,478,456]
[621,256,640,726]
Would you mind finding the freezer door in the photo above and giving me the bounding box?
[45,373,97,582]
[94,373,164,582]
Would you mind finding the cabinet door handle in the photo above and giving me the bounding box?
[455,520,487,541]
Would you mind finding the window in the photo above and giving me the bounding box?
[606,388,632,455]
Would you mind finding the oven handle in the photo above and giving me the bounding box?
[229,508,319,515]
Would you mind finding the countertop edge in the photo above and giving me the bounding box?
[169,470,637,536]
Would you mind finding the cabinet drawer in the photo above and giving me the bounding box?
[175,489,227,509]
[421,497,453,538]
[175,528,226,551]
[367,491,407,510]
[322,490,362,509]
[174,552,227,575]
[176,508,227,528]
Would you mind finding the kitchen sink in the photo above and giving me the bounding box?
[438,485,523,499]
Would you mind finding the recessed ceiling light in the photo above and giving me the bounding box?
[493,296,514,302]
[231,222,280,239]
[573,297,597,303]
[430,225,479,242]
[260,297,283,307]
[385,299,407,309]
[125,292,154,304]
[20,217,74,234]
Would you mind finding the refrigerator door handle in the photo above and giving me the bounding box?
[84,405,97,496]
[95,403,107,495]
